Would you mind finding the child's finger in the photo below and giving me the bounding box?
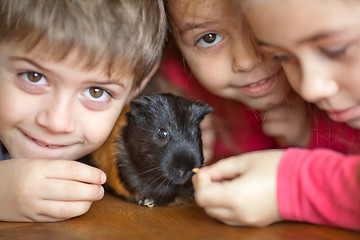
[194,175,234,208]
[200,156,249,182]
[205,207,243,226]
[39,200,93,221]
[40,178,104,201]
[42,160,106,184]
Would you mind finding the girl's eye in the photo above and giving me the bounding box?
[271,54,294,63]
[20,72,47,85]
[321,44,352,59]
[83,87,111,101]
[197,33,223,48]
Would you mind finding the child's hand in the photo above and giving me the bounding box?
[261,92,311,147]
[193,150,284,227]
[0,158,106,222]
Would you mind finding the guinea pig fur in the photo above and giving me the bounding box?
[91,93,213,206]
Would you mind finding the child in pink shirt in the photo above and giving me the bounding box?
[162,0,360,165]
[192,0,360,230]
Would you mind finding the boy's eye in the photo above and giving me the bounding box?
[89,87,105,98]
[83,87,111,101]
[80,86,115,111]
[27,72,43,82]
[197,33,223,48]
[20,71,47,85]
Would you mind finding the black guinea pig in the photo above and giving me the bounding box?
[91,93,213,207]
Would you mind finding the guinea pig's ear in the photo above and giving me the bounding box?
[189,102,213,122]
[128,98,150,124]
[129,96,150,112]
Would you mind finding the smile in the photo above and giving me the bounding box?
[24,133,67,149]
[237,71,279,95]
[34,139,64,149]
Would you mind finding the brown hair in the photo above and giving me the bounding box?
[0,0,167,90]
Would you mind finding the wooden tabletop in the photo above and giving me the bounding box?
[0,194,358,240]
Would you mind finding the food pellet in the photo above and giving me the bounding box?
[192,168,200,173]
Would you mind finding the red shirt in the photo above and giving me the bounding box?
[161,56,360,157]
[162,56,360,229]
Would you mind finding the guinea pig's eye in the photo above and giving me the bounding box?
[158,128,168,139]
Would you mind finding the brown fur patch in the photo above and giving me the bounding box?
[91,104,135,199]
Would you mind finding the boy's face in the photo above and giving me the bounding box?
[242,0,360,129]
[0,43,135,160]
[169,0,291,110]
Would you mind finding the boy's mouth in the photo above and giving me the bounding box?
[24,133,66,149]
[34,139,64,149]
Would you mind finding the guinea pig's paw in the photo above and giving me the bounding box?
[138,198,155,208]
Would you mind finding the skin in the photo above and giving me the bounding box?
[243,0,360,129]
[165,0,308,226]
[0,42,152,222]
[193,0,360,227]
[193,150,283,227]
[167,0,311,150]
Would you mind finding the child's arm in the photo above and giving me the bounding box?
[0,158,106,222]
[278,148,360,230]
[193,149,360,230]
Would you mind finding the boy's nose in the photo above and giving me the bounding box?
[299,61,338,103]
[36,98,76,134]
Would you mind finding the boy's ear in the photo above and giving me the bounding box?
[130,61,160,98]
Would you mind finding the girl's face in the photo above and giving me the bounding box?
[242,0,360,129]
[0,43,135,160]
[168,0,291,110]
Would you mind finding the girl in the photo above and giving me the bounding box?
[193,0,360,230]
[161,0,359,165]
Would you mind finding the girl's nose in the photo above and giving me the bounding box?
[36,97,76,134]
[299,60,339,103]
[232,41,260,72]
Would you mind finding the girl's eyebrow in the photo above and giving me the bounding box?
[256,29,351,48]
[256,39,287,51]
[178,21,216,35]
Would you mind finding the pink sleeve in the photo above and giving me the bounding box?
[278,148,360,230]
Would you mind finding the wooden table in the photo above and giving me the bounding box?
[0,194,358,240]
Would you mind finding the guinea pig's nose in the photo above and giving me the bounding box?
[178,169,185,177]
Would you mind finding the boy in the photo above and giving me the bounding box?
[0,0,166,222]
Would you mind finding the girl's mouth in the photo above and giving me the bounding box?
[326,105,360,123]
[238,71,279,95]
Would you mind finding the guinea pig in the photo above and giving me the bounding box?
[91,93,213,207]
